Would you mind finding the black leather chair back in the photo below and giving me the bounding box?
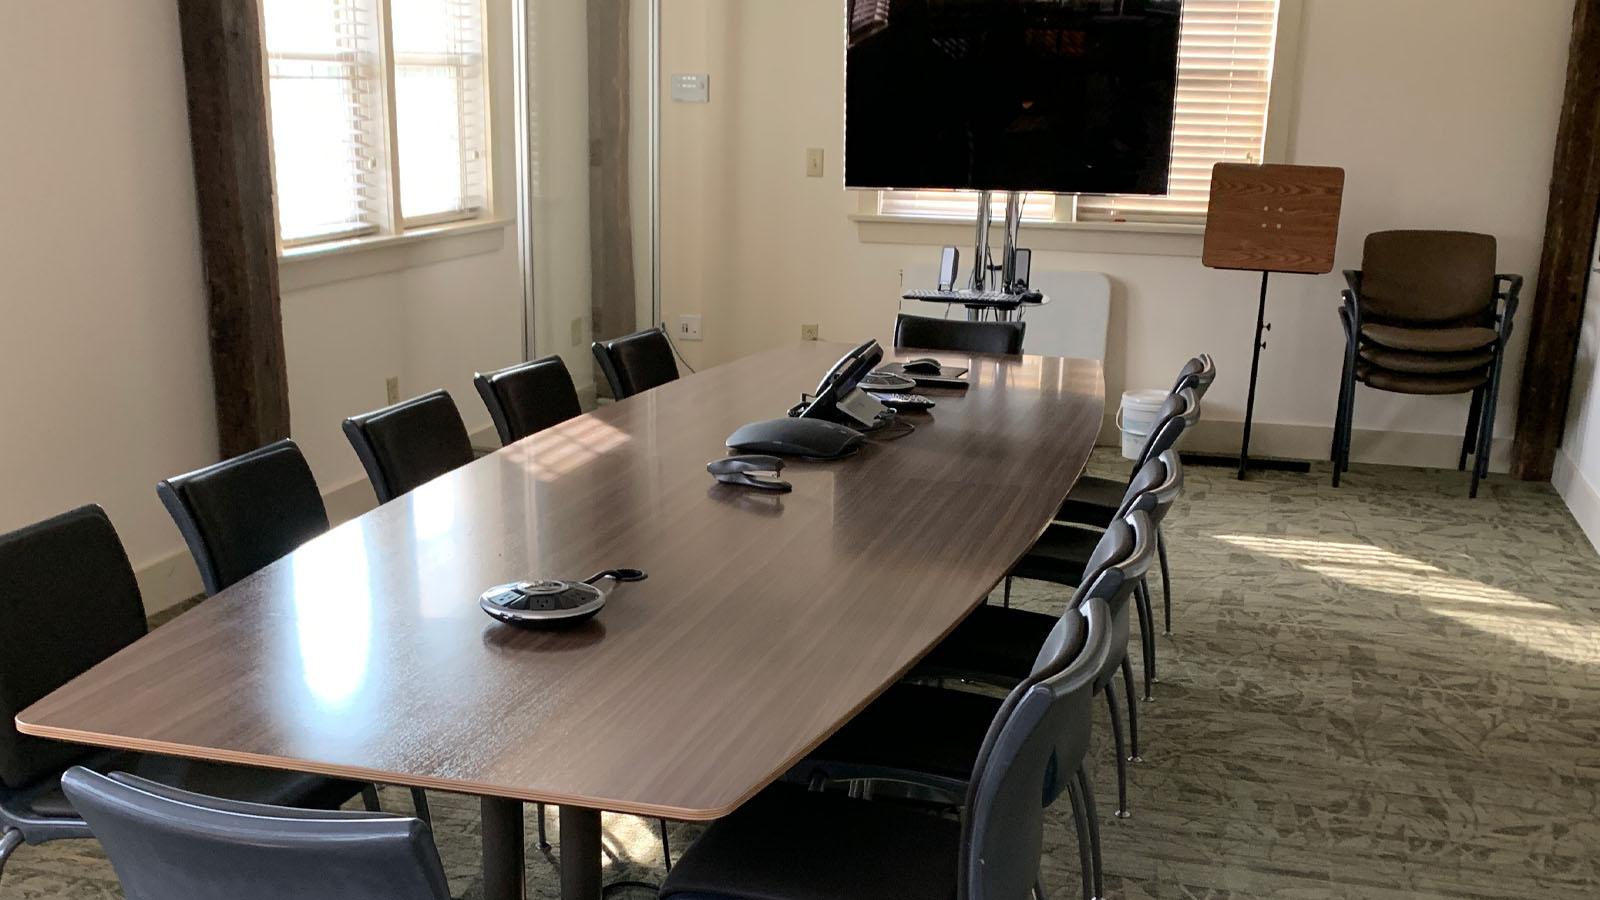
[0,507,148,790]
[959,594,1111,900]
[1172,354,1217,399]
[343,390,475,504]
[894,314,1026,355]
[158,440,330,597]
[61,768,450,900]
[592,329,679,399]
[474,355,582,445]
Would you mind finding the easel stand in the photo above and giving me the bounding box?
[1193,163,1346,479]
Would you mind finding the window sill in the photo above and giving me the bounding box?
[279,217,514,292]
[851,213,1205,258]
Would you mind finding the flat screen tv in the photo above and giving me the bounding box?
[845,0,1183,196]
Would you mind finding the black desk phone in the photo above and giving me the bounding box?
[795,339,888,428]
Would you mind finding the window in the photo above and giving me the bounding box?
[876,0,1280,227]
[263,0,489,247]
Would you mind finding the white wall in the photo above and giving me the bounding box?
[0,1,218,588]
[1555,228,1600,550]
[0,0,525,611]
[658,0,1573,467]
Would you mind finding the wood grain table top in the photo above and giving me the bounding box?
[18,342,1103,820]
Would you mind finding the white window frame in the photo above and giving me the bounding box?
[261,0,496,253]
[867,0,1301,235]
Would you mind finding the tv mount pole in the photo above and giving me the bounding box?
[967,190,1025,321]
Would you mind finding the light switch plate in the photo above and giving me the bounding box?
[806,148,825,178]
[670,73,709,103]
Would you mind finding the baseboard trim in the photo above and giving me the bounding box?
[1098,415,1511,473]
[1553,449,1600,554]
[136,425,497,616]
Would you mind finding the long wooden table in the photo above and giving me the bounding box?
[18,342,1102,899]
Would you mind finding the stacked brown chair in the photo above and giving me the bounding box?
[1332,231,1521,498]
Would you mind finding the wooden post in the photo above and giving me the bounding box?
[175,0,291,458]
[1511,0,1600,480]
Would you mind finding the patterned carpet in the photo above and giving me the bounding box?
[4,451,1597,899]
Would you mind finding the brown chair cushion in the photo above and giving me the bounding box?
[1358,343,1494,375]
[1360,322,1497,353]
[1356,363,1488,396]
[1360,230,1496,322]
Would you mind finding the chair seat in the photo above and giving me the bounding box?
[915,605,1056,685]
[1009,522,1101,585]
[803,683,1000,785]
[19,752,364,820]
[1360,322,1496,353]
[1055,475,1122,528]
[659,785,958,900]
[1356,363,1489,396]
[1358,343,1494,374]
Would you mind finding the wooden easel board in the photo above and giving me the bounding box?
[1202,163,1346,275]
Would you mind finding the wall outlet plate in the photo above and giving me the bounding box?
[800,324,819,341]
[677,314,703,341]
[385,376,400,405]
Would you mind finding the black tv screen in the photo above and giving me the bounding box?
[845,0,1182,196]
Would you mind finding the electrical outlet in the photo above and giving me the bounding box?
[570,316,584,346]
[385,376,400,405]
[800,323,819,341]
[677,314,703,341]
[806,147,825,178]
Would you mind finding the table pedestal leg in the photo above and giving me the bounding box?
[482,797,525,900]
[559,805,603,900]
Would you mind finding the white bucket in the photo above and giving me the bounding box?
[1117,389,1168,460]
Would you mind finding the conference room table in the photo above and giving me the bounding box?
[18,341,1103,900]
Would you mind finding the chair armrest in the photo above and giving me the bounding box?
[1343,269,1363,296]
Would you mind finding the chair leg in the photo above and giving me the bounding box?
[1103,683,1129,818]
[1133,579,1156,699]
[1003,576,1012,608]
[1337,378,1358,479]
[536,802,551,850]
[1065,779,1094,900]
[1077,763,1104,900]
[1121,656,1142,763]
[1474,360,1504,497]
[409,788,432,825]
[1156,526,1173,636]
[0,827,23,883]
[1460,386,1483,471]
[360,784,382,811]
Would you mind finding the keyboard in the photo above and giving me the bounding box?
[902,288,1042,308]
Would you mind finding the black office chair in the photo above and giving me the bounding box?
[661,594,1114,900]
[157,444,433,826]
[0,506,371,885]
[592,328,679,399]
[1059,362,1211,635]
[474,355,582,445]
[926,462,1176,818]
[61,768,451,900]
[796,518,1152,900]
[343,390,476,503]
[157,439,329,597]
[894,313,1026,355]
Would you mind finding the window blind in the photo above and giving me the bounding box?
[264,0,383,243]
[877,190,1058,222]
[880,0,1279,226]
[1077,0,1279,223]
[391,0,489,222]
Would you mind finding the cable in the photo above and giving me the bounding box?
[658,321,697,374]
